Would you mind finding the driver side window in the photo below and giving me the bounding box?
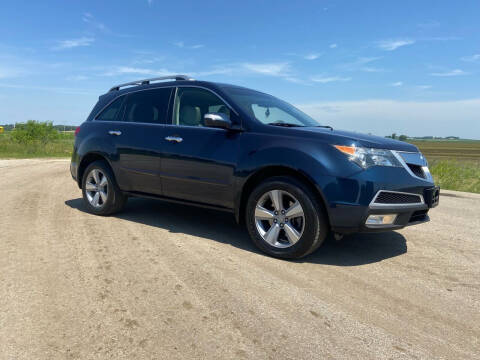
[172,87,231,127]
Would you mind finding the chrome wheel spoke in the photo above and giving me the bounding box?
[92,192,100,207]
[285,201,303,218]
[255,205,275,220]
[99,175,108,187]
[284,223,301,244]
[269,190,283,212]
[85,183,97,192]
[99,190,108,203]
[92,169,100,184]
[264,224,281,245]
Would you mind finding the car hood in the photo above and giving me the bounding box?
[295,127,419,152]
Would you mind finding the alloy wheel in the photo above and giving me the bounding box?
[85,169,108,208]
[254,190,305,248]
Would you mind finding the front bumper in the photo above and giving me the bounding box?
[317,162,440,234]
[331,187,439,234]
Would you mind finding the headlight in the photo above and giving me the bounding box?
[334,145,403,169]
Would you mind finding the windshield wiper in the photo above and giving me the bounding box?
[267,122,304,127]
[314,125,334,131]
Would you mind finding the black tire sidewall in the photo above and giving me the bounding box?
[245,177,327,259]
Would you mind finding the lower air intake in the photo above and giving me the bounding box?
[373,191,423,205]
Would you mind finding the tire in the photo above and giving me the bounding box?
[81,160,127,216]
[245,176,328,259]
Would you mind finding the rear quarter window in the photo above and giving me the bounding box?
[95,96,125,121]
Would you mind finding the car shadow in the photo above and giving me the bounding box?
[65,197,407,266]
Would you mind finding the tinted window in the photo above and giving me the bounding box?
[96,96,125,121]
[172,87,230,127]
[122,88,172,124]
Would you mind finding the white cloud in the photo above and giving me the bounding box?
[377,39,415,51]
[297,98,480,138]
[102,66,173,77]
[461,54,480,62]
[339,57,384,72]
[430,69,468,77]
[304,53,321,60]
[241,62,291,76]
[361,67,385,73]
[311,75,351,84]
[391,81,403,87]
[54,37,94,50]
[416,85,432,90]
[173,41,204,49]
[193,67,236,77]
[329,43,337,49]
[82,13,107,32]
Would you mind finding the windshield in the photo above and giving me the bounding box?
[222,86,321,127]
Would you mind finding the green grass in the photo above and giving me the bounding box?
[409,140,480,193]
[0,131,74,158]
[428,159,480,194]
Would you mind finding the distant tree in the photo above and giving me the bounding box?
[398,135,408,141]
[10,120,59,145]
[391,133,397,139]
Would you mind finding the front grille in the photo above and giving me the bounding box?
[407,164,426,179]
[374,191,423,205]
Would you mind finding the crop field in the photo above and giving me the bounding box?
[409,140,480,193]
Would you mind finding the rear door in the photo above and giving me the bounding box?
[101,87,173,195]
[160,87,241,208]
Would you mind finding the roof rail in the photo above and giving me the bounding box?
[108,74,194,92]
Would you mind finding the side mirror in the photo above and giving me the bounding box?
[204,113,232,129]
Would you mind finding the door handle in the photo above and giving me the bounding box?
[165,136,183,143]
[108,130,122,136]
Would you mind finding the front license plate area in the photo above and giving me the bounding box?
[424,186,440,208]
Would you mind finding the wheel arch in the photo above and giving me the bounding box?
[77,152,114,189]
[235,165,331,227]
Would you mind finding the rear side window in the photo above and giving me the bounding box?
[122,88,172,124]
[96,96,125,121]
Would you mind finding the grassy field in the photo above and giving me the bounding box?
[0,130,479,193]
[0,131,74,158]
[409,140,480,194]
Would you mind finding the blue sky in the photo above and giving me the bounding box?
[1,0,479,138]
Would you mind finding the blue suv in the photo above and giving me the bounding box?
[71,75,439,259]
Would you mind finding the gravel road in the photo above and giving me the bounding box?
[0,159,479,359]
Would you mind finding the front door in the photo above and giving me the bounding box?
[161,87,241,208]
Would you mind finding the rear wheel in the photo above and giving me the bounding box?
[82,161,127,215]
[246,176,328,259]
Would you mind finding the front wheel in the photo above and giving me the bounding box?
[246,176,328,259]
[81,160,127,216]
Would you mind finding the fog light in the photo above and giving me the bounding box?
[366,214,397,226]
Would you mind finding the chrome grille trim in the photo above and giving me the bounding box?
[392,151,434,182]
[369,190,424,208]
